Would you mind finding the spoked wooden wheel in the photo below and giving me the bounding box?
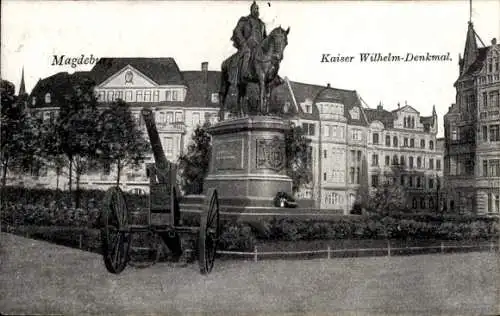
[101,186,131,274]
[199,188,220,274]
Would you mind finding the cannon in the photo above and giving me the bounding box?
[100,108,220,274]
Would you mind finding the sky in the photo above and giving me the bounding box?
[2,0,500,137]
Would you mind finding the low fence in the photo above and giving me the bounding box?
[216,241,499,262]
[5,225,499,262]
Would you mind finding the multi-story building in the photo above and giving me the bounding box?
[13,57,443,213]
[444,23,500,214]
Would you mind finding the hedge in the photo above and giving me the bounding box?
[1,187,499,252]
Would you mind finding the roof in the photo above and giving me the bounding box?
[29,71,94,108]
[181,71,221,108]
[460,47,489,79]
[364,108,395,128]
[90,58,185,86]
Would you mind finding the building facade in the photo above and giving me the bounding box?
[12,57,443,214]
[444,23,500,214]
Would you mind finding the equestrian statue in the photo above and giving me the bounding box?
[219,1,289,120]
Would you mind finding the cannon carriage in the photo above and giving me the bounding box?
[100,109,220,274]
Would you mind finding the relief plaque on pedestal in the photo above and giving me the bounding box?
[213,139,244,171]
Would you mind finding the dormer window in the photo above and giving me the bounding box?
[32,97,36,106]
[45,93,51,104]
[349,107,360,120]
[211,93,219,104]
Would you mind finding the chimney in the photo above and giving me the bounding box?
[397,102,400,109]
[377,101,383,110]
[492,38,497,45]
[326,83,331,88]
[201,62,208,72]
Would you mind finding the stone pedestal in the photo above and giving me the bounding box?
[204,116,293,209]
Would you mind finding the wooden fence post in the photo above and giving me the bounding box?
[387,240,391,257]
[254,246,258,262]
[327,246,331,259]
[79,233,83,249]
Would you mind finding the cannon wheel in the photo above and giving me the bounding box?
[101,186,131,274]
[199,188,220,274]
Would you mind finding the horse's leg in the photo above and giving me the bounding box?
[259,79,266,115]
[265,84,272,115]
[238,83,246,117]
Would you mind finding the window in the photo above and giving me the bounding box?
[420,139,425,148]
[404,138,408,147]
[166,112,173,123]
[136,90,142,102]
[302,123,316,136]
[324,150,327,159]
[490,125,500,141]
[429,178,434,189]
[410,138,415,148]
[429,198,435,209]
[488,193,500,213]
[125,91,132,101]
[416,176,421,188]
[409,176,413,187]
[153,90,160,102]
[489,160,500,177]
[429,140,434,150]
[192,112,200,126]
[385,156,390,166]
[393,155,398,165]
[351,129,361,140]
[158,112,166,123]
[393,136,398,147]
[349,167,355,184]
[409,156,414,168]
[489,90,499,107]
[451,128,458,141]
[466,93,476,112]
[44,93,51,104]
[483,160,488,176]
[373,133,379,144]
[483,92,488,108]
[436,159,441,170]
[323,172,327,181]
[350,150,356,162]
[385,135,391,146]
[172,90,178,101]
[429,158,434,170]
[175,112,183,123]
[401,175,405,186]
[483,126,488,142]
[164,137,173,155]
[356,167,360,184]
[412,198,418,209]
[357,151,362,162]
[372,154,379,166]
[371,175,379,187]
[165,90,171,101]
[417,157,422,169]
[400,155,405,166]
[420,198,426,209]
[107,91,115,102]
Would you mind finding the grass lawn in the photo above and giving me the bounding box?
[0,232,498,315]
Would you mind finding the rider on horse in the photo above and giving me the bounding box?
[231,1,267,84]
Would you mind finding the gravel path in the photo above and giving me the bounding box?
[1,232,498,315]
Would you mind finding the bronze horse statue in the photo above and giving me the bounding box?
[219,26,290,120]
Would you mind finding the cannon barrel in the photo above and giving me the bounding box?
[141,108,170,169]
